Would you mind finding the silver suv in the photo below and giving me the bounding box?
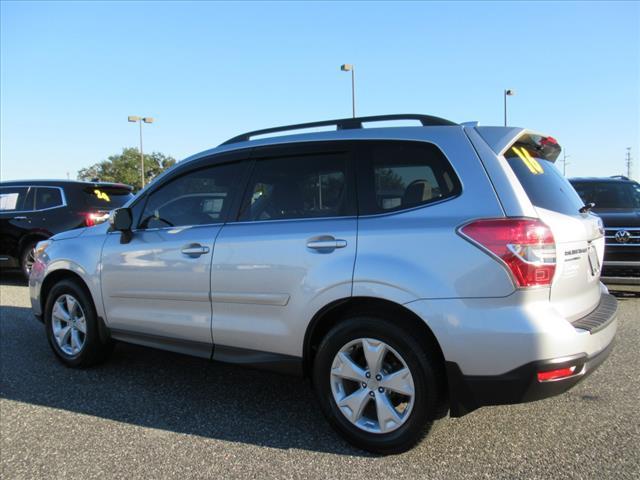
[29,114,617,454]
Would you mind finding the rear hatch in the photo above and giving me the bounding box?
[71,183,134,226]
[504,134,604,321]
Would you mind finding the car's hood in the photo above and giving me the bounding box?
[593,209,640,228]
[51,227,88,241]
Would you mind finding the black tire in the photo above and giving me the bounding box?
[313,316,444,454]
[44,279,114,368]
[20,241,39,279]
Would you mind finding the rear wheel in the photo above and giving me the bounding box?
[44,279,113,367]
[313,316,444,454]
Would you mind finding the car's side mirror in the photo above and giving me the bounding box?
[110,208,133,243]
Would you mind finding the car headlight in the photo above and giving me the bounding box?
[34,239,53,257]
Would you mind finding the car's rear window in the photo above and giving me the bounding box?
[0,186,28,211]
[80,186,133,210]
[504,139,584,216]
[359,141,461,215]
[570,181,640,209]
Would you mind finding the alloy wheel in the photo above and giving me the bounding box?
[23,248,36,275]
[51,294,87,356]
[330,338,415,434]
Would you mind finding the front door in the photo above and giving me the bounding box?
[210,142,358,360]
[100,158,247,357]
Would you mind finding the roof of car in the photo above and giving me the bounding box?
[219,113,458,146]
[0,179,134,190]
[569,176,637,184]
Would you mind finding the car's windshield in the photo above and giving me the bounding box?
[570,181,640,210]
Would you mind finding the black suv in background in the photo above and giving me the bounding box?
[570,176,640,288]
[0,180,133,278]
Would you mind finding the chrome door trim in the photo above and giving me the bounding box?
[211,291,290,306]
[109,290,210,302]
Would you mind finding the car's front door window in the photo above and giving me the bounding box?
[139,162,242,229]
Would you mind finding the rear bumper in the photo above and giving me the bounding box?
[445,293,618,417]
[446,339,614,416]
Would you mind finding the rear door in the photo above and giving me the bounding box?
[28,186,68,234]
[210,142,357,359]
[504,136,604,320]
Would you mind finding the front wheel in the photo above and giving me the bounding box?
[44,279,114,367]
[20,241,38,279]
[313,317,444,454]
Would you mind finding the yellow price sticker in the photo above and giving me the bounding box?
[511,147,544,175]
[94,189,111,202]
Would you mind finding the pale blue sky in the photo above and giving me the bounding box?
[1,1,639,181]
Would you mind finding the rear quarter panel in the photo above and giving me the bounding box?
[353,129,515,301]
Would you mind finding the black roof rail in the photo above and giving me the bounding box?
[220,114,457,146]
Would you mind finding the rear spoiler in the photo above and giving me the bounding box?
[83,183,134,193]
[474,127,562,163]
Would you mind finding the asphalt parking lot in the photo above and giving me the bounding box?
[1,272,638,480]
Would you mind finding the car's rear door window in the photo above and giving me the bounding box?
[35,187,64,210]
[238,152,350,221]
[358,141,461,215]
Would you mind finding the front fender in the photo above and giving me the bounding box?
[29,234,106,320]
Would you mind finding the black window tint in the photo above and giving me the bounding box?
[0,187,28,211]
[571,181,640,209]
[81,187,133,210]
[239,153,349,221]
[360,141,461,215]
[139,162,243,229]
[505,145,584,216]
[35,187,63,209]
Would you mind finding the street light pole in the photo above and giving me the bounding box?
[341,64,356,118]
[562,152,571,176]
[138,120,144,188]
[128,116,154,188]
[504,89,515,126]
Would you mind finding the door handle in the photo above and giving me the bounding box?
[306,238,348,250]
[12,216,28,220]
[181,244,210,257]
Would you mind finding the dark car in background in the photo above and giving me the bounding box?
[570,176,640,288]
[0,180,134,278]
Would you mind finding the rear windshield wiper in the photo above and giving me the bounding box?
[579,202,596,214]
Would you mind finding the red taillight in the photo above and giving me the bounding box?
[460,218,556,288]
[537,366,576,382]
[85,212,109,227]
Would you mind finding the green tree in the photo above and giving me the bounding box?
[77,148,176,191]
